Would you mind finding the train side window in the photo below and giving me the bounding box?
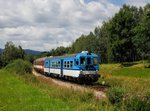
[50,62,52,67]
[45,62,49,68]
[52,62,55,67]
[58,61,60,68]
[52,62,54,67]
[67,61,69,68]
[64,61,66,68]
[70,61,73,68]
[56,62,58,67]
[54,62,56,67]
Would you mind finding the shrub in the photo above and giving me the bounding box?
[124,93,150,111]
[5,59,32,75]
[107,87,126,106]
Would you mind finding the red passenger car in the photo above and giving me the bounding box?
[33,57,45,74]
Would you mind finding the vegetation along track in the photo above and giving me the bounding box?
[32,70,106,100]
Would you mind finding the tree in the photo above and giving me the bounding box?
[1,41,25,66]
[72,32,98,53]
[94,22,110,63]
[25,54,34,64]
[50,46,70,56]
[105,5,141,62]
[133,4,150,60]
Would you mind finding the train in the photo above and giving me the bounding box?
[33,51,100,83]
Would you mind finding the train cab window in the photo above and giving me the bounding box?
[75,59,79,66]
[80,57,86,65]
[93,57,98,65]
[87,57,91,65]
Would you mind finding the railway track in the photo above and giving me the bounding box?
[32,70,107,100]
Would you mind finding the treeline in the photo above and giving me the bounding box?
[0,41,35,68]
[51,4,150,63]
[0,41,25,67]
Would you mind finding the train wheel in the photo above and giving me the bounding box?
[77,78,83,84]
[73,78,77,82]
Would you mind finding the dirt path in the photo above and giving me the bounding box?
[32,70,106,100]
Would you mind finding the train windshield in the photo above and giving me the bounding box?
[80,57,86,65]
[87,57,91,65]
[80,56,98,66]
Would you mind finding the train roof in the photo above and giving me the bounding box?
[46,54,77,60]
[45,51,98,60]
[35,57,47,62]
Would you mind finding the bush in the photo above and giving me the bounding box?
[124,93,150,111]
[5,59,32,75]
[107,87,126,106]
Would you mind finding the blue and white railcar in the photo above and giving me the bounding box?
[44,51,100,82]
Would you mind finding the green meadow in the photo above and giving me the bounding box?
[0,69,113,111]
[98,61,150,111]
[100,61,150,78]
[0,60,150,111]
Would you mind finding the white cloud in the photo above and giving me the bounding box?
[125,0,150,7]
[0,0,120,51]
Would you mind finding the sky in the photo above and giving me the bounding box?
[0,0,149,51]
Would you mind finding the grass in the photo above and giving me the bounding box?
[100,61,150,78]
[1,60,150,111]
[98,61,150,111]
[0,70,70,111]
[112,67,150,78]
[0,69,116,111]
[99,61,150,93]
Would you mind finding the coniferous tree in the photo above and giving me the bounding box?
[106,5,140,62]
[133,4,150,60]
[94,22,110,63]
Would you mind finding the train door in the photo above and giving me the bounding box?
[61,59,63,76]
[42,60,44,73]
[49,60,50,75]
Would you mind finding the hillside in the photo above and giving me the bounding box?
[24,49,41,55]
[0,48,41,55]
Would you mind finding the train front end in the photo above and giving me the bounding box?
[76,51,100,82]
